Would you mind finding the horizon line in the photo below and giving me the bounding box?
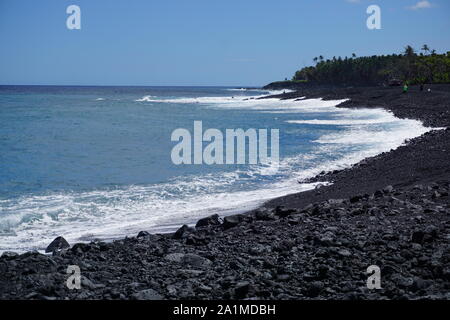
[0,84,264,88]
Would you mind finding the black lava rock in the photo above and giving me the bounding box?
[223,215,242,229]
[173,224,194,239]
[45,236,70,253]
[195,214,220,228]
[137,231,150,238]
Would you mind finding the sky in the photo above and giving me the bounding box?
[0,0,449,86]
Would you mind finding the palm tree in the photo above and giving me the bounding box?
[403,46,417,81]
[421,44,430,55]
[404,45,416,57]
[319,55,324,62]
[313,57,318,64]
[352,53,357,58]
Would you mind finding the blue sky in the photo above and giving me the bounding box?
[0,0,449,86]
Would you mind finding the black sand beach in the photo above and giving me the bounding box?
[264,84,450,210]
[1,85,449,300]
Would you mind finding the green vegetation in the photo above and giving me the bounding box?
[290,45,450,86]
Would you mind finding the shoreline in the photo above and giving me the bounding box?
[260,84,450,211]
[1,84,449,299]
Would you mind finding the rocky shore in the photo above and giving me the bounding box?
[0,85,449,300]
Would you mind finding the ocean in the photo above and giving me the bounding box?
[0,85,431,252]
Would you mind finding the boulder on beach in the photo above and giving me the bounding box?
[45,236,70,253]
[137,231,150,238]
[223,214,243,229]
[195,214,220,228]
[173,224,194,239]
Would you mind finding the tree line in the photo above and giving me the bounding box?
[291,45,450,86]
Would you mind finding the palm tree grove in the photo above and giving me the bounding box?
[277,45,450,87]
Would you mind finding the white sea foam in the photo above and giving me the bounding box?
[225,88,248,91]
[224,88,288,93]
[314,121,428,145]
[135,95,156,102]
[0,171,318,253]
[134,89,293,104]
[286,118,397,125]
